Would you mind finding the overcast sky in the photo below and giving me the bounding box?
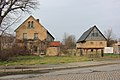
[14,0,120,41]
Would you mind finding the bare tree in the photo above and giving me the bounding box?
[0,0,39,33]
[61,33,76,56]
[62,33,76,49]
[104,28,116,47]
[0,0,39,52]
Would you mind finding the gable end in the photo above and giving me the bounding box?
[77,25,107,43]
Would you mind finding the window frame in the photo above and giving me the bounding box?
[31,21,34,28]
[28,21,31,28]
[34,33,38,39]
[28,21,34,28]
[23,33,27,39]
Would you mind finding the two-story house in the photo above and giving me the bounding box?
[15,16,55,55]
[76,25,107,56]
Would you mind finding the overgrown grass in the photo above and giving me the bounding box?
[0,56,91,66]
[104,53,120,58]
[0,53,120,66]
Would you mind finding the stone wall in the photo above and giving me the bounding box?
[46,47,60,56]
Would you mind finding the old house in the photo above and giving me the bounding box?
[15,16,55,55]
[76,25,107,56]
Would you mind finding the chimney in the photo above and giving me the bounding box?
[36,19,39,22]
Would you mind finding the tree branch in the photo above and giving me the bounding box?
[1,13,22,35]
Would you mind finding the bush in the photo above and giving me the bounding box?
[0,44,30,61]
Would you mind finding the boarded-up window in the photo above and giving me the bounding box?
[23,33,27,39]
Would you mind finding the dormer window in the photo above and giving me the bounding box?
[28,21,34,28]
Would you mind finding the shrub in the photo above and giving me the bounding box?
[0,44,30,61]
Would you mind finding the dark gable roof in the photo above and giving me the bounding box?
[77,25,107,43]
[47,30,55,40]
[77,26,94,43]
[41,25,55,40]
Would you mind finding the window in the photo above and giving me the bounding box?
[28,21,34,28]
[31,21,34,28]
[100,42,103,45]
[28,21,30,28]
[96,32,98,37]
[23,33,27,39]
[92,33,95,36]
[34,33,38,39]
[91,42,93,44]
[92,32,99,37]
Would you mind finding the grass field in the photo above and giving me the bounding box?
[104,53,120,58]
[0,54,120,66]
[0,56,92,66]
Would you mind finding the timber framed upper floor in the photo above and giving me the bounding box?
[76,25,107,49]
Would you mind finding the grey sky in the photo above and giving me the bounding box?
[15,0,120,41]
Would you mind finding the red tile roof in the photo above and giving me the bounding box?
[49,41,61,47]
